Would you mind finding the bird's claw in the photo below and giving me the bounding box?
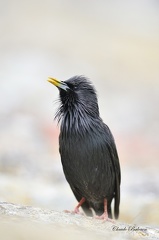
[63,208,84,215]
[94,214,115,223]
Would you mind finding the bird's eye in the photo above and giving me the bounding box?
[66,82,78,90]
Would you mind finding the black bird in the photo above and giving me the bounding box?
[48,76,121,220]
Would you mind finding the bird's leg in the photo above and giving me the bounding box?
[73,197,85,214]
[95,198,114,222]
[64,197,85,215]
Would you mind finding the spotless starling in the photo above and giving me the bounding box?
[48,76,121,220]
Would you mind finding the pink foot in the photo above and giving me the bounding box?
[63,197,85,215]
[95,213,114,222]
[63,209,84,215]
[93,198,115,223]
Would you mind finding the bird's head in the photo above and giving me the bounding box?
[48,76,99,122]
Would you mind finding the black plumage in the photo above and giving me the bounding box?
[48,75,121,220]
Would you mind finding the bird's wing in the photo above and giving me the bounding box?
[104,124,121,219]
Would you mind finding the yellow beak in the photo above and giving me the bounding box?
[47,77,62,87]
[47,77,70,91]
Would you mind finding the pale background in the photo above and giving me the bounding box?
[0,0,159,225]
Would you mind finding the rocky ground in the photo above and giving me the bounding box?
[0,202,159,240]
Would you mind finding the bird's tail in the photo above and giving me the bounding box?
[114,174,120,219]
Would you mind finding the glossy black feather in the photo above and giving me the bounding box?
[55,76,121,219]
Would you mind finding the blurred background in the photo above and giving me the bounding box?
[0,0,159,226]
